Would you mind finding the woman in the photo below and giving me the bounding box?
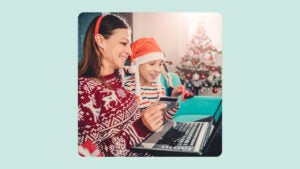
[78,14,166,157]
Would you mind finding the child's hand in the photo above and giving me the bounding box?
[171,85,183,97]
[180,82,194,102]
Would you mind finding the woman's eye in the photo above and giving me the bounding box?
[120,42,127,46]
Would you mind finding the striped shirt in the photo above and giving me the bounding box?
[124,75,179,120]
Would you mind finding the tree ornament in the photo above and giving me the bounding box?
[199,48,204,53]
[182,60,193,68]
[193,49,199,55]
[200,74,206,79]
[211,66,216,72]
[212,87,218,93]
[186,73,192,79]
[187,83,192,88]
[192,73,200,81]
[207,75,214,83]
[184,92,194,99]
[209,55,214,61]
[188,50,194,56]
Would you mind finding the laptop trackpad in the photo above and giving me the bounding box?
[141,121,174,148]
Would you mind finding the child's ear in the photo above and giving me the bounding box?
[95,34,105,48]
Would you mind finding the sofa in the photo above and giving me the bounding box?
[160,72,222,122]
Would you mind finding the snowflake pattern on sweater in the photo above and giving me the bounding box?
[78,73,151,157]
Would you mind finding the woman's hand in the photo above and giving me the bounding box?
[171,85,183,97]
[141,103,167,132]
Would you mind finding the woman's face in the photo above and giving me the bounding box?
[139,59,164,86]
[101,28,132,71]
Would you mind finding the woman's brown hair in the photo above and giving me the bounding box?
[78,14,131,80]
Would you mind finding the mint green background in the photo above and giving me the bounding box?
[0,0,299,168]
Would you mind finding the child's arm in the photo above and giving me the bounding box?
[170,85,183,97]
[164,101,180,120]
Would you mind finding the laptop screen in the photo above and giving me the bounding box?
[213,100,222,123]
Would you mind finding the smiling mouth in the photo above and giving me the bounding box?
[119,55,127,62]
[150,74,158,79]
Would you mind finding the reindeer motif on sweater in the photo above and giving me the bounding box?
[101,89,121,110]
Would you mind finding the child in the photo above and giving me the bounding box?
[124,37,182,120]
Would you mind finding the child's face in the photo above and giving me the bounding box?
[139,59,164,86]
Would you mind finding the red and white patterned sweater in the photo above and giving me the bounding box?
[78,73,151,157]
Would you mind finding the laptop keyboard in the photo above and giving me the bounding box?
[154,122,203,150]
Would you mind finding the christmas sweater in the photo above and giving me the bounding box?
[124,75,179,120]
[78,73,151,157]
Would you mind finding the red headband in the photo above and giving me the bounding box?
[94,16,103,37]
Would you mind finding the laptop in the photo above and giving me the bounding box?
[132,99,222,156]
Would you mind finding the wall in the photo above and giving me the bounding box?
[132,13,222,72]
[133,13,188,72]
[78,13,222,72]
[78,12,101,62]
[78,12,133,63]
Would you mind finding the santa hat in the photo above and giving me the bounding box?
[130,38,165,102]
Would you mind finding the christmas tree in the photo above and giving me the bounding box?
[176,23,222,96]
